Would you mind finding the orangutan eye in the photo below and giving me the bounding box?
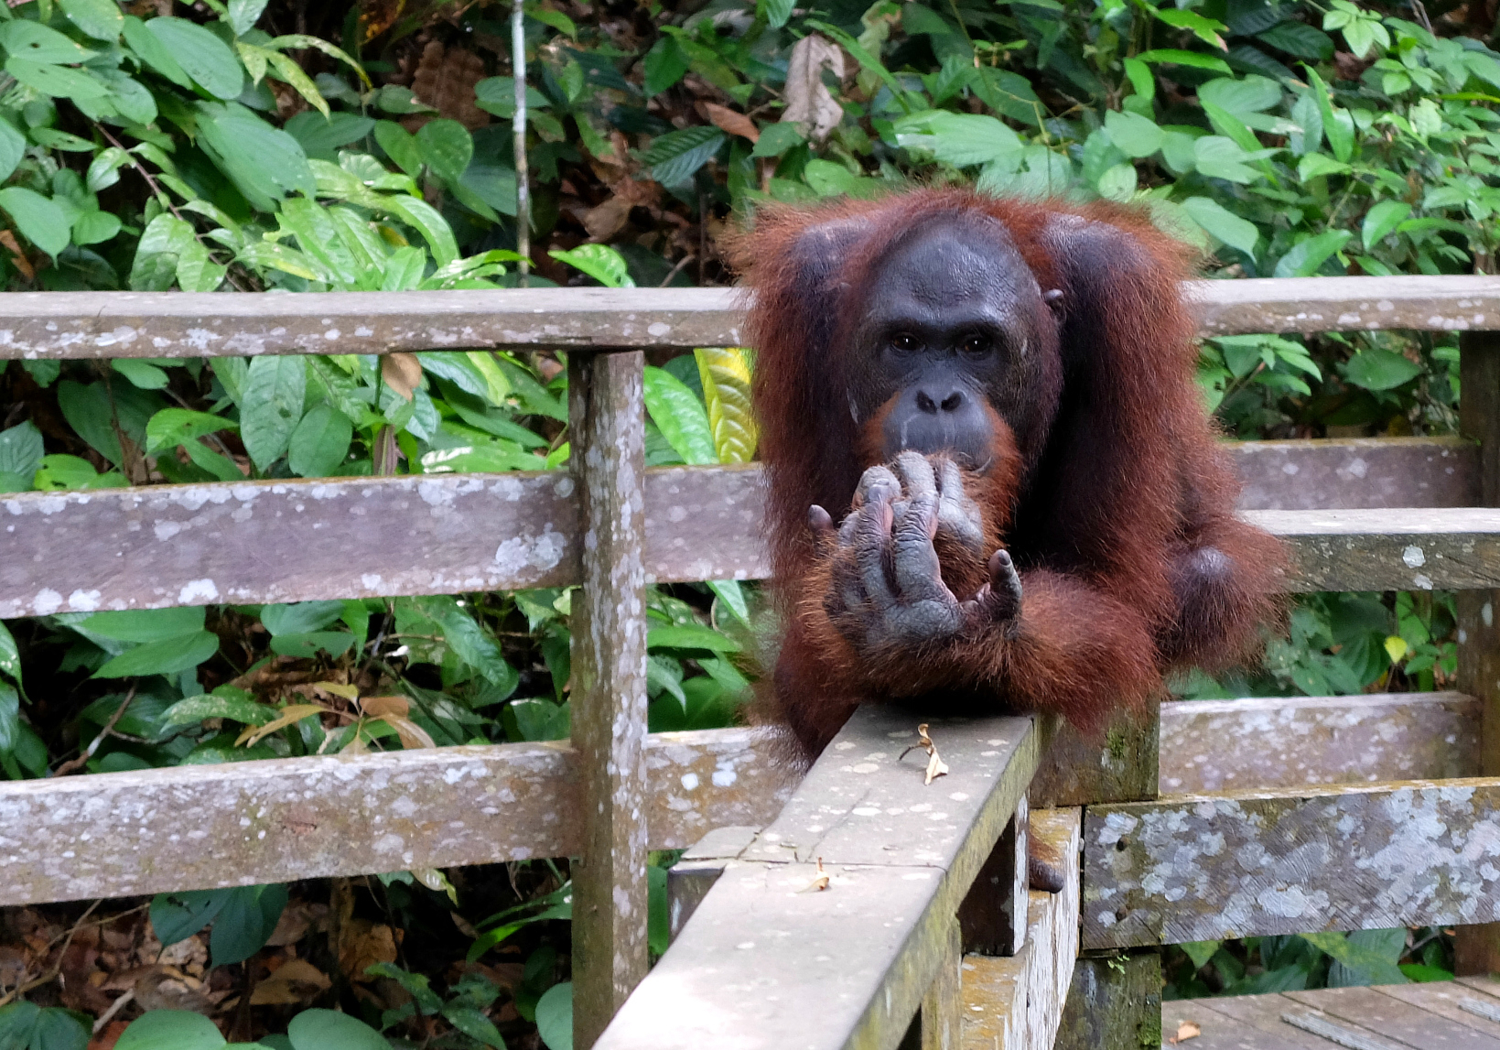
[960,334,992,357]
[891,332,921,354]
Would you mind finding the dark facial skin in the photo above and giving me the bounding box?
[847,218,1052,473]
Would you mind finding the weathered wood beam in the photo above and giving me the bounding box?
[3,468,1495,619]
[568,351,650,1047]
[1159,692,1479,794]
[1234,437,1475,511]
[3,277,1497,360]
[1081,777,1500,950]
[594,708,1043,1050]
[0,726,796,908]
[959,808,1082,1050]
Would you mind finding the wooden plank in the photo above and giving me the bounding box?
[1162,999,1315,1050]
[1031,705,1158,807]
[956,795,1028,956]
[1206,994,1354,1050]
[1082,777,1500,950]
[1285,985,1500,1050]
[1252,507,1500,592]
[1159,692,1480,794]
[1456,329,1500,976]
[0,288,746,359]
[0,726,795,907]
[568,351,650,1048]
[3,277,1498,361]
[1457,976,1500,1000]
[7,468,1493,617]
[959,808,1082,1050]
[593,707,1042,1050]
[1377,983,1500,1042]
[1234,438,1477,511]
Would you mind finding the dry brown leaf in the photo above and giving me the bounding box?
[373,713,436,749]
[806,857,830,892]
[339,919,399,982]
[236,704,327,747]
[382,352,422,401]
[266,901,329,947]
[582,196,634,242]
[250,958,331,1006]
[132,968,214,1015]
[781,34,845,142]
[408,41,490,130]
[925,748,949,785]
[701,102,760,143]
[360,695,410,718]
[0,231,34,281]
[1169,1020,1201,1044]
[900,723,950,784]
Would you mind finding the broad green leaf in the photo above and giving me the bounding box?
[1192,137,1260,184]
[648,623,742,652]
[0,116,23,183]
[228,0,270,36]
[0,684,17,753]
[145,408,237,455]
[116,1010,226,1050]
[1273,230,1351,277]
[638,125,724,186]
[1344,348,1423,391]
[56,379,162,467]
[1135,49,1232,73]
[1257,22,1334,60]
[59,0,123,40]
[381,196,457,267]
[210,883,287,966]
[94,630,220,678]
[122,16,192,88]
[758,0,794,28]
[643,36,690,97]
[1104,109,1163,158]
[418,596,513,686]
[283,111,372,159]
[269,631,354,658]
[1150,7,1227,48]
[5,57,109,99]
[416,118,472,185]
[1297,153,1348,180]
[1362,200,1412,250]
[286,1009,387,1050]
[373,120,422,177]
[0,420,44,484]
[1180,940,1222,970]
[0,187,69,258]
[751,121,804,158]
[643,366,715,465]
[82,606,207,643]
[163,693,277,727]
[1096,161,1136,201]
[473,76,551,118]
[536,982,573,1050]
[550,243,634,288]
[72,208,121,245]
[707,579,750,626]
[0,21,94,64]
[111,358,169,390]
[263,50,328,117]
[1182,196,1259,255]
[696,347,757,463]
[195,102,314,212]
[27,1006,87,1050]
[1198,75,1282,116]
[263,34,370,87]
[894,111,1023,169]
[240,355,307,470]
[261,601,344,636]
[0,620,21,685]
[288,402,353,477]
[1304,67,1353,162]
[145,18,243,99]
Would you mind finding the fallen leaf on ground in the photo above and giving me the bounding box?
[806,857,830,892]
[251,958,331,1005]
[1169,1020,1201,1044]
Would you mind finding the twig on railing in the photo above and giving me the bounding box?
[52,685,136,776]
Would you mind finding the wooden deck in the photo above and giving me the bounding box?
[1164,977,1500,1050]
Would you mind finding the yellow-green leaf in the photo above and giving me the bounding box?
[235,703,327,746]
[696,347,757,464]
[1384,635,1408,664]
[466,351,511,405]
[265,33,370,87]
[265,50,329,118]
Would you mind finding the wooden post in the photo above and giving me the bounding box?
[1456,329,1500,976]
[899,916,962,1050]
[568,350,650,1047]
[958,794,1028,956]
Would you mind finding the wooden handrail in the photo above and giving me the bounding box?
[1,275,1497,359]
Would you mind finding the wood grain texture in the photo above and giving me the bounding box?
[1159,692,1480,794]
[1284,985,1500,1050]
[1082,777,1500,950]
[568,351,650,1048]
[3,277,1498,360]
[1053,953,1163,1050]
[1234,438,1476,511]
[6,468,1491,620]
[0,727,795,907]
[959,808,1082,1050]
[594,707,1041,1050]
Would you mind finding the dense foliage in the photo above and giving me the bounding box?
[0,0,1496,1040]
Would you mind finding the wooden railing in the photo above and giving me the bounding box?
[3,275,1500,1049]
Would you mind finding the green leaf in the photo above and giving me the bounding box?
[286,1009,387,1050]
[1103,109,1163,158]
[228,0,270,36]
[145,18,243,99]
[751,121,804,158]
[648,623,742,652]
[0,421,44,485]
[59,0,123,40]
[1257,22,1334,60]
[894,111,1023,168]
[1182,196,1259,255]
[283,111,372,158]
[373,120,421,177]
[287,402,353,477]
[0,115,24,183]
[1180,939,1222,970]
[1304,67,1353,163]
[535,982,573,1050]
[5,57,109,99]
[116,1011,226,1050]
[0,20,95,64]
[643,366,715,465]
[549,243,634,288]
[416,118,473,185]
[1150,7,1228,47]
[84,607,206,643]
[381,196,457,267]
[1198,75,1282,116]
[697,347,757,463]
[1362,200,1411,250]
[210,883,287,966]
[269,631,355,658]
[0,683,17,754]
[638,125,724,186]
[1135,49,1232,73]
[28,1006,88,1050]
[162,693,278,727]
[0,620,21,686]
[1273,229,1351,277]
[1096,161,1137,201]
[643,36,689,97]
[122,16,192,89]
[241,355,307,470]
[151,888,231,945]
[261,601,343,635]
[145,408,237,456]
[110,358,168,390]
[72,208,121,245]
[0,187,69,258]
[94,630,220,678]
[1399,963,1453,982]
[1345,348,1423,391]
[196,102,314,212]
[758,0,794,28]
